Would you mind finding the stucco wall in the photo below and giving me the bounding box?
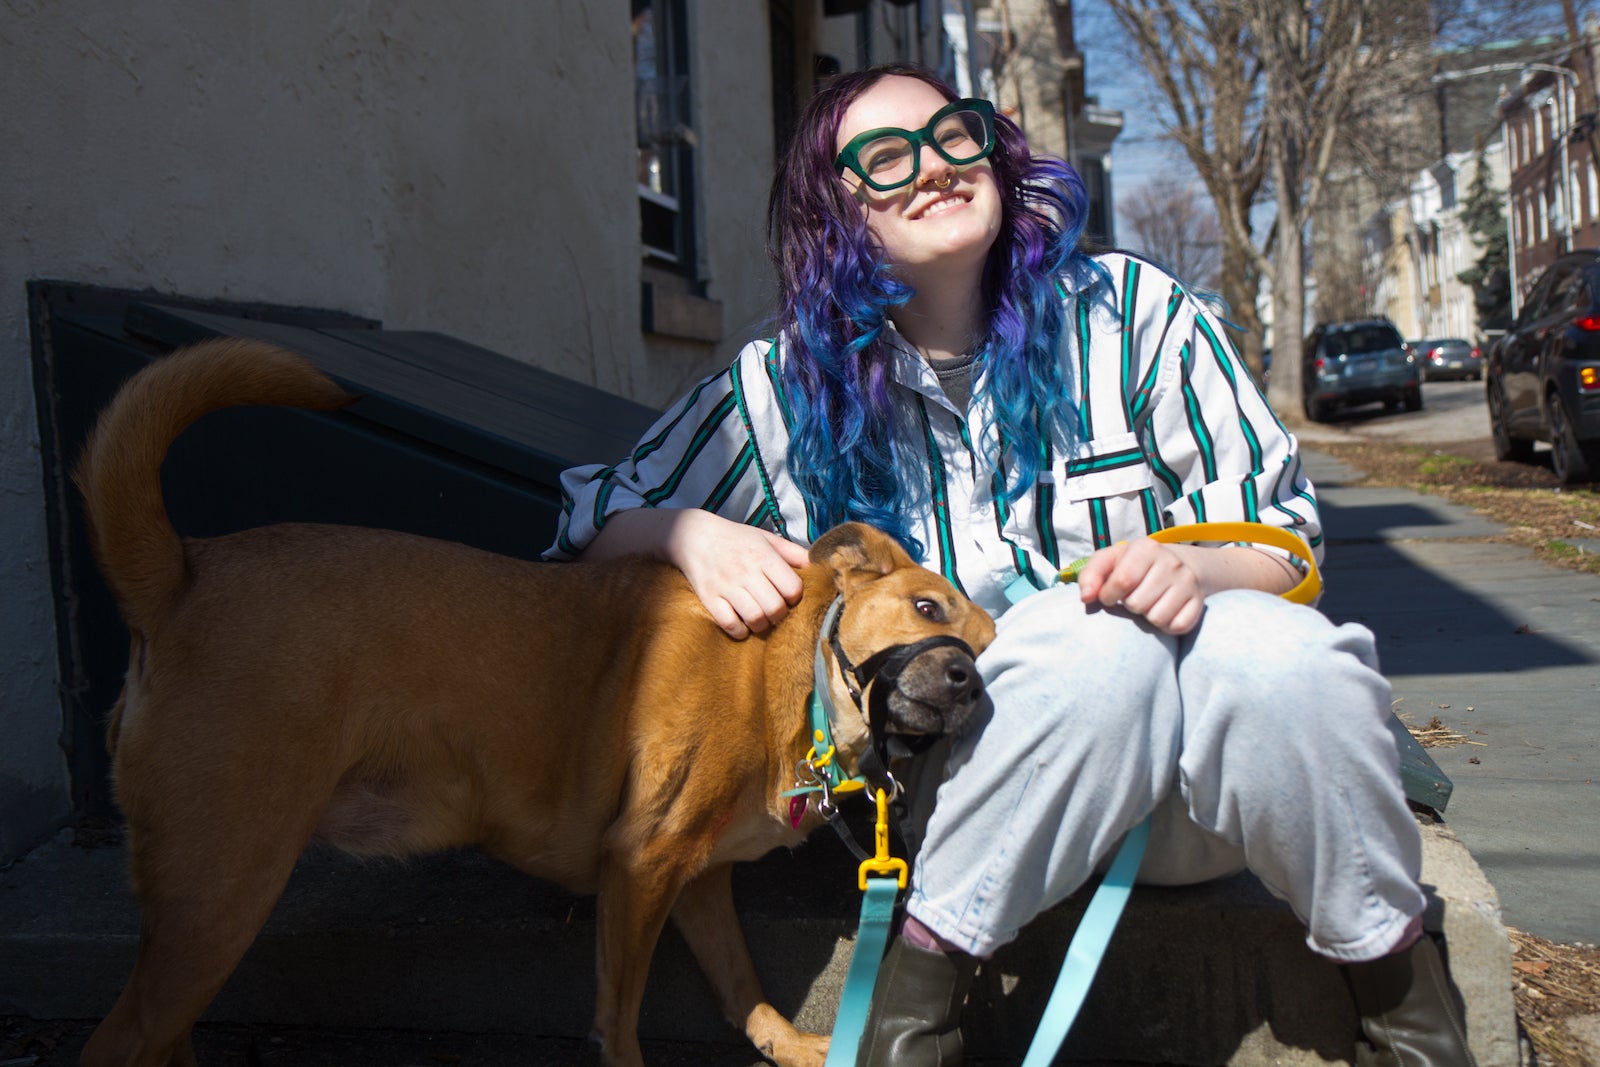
[0,2,782,857]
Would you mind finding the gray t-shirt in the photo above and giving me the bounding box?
[927,350,979,413]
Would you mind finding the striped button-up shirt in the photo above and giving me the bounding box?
[546,252,1321,616]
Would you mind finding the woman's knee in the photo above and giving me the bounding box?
[1180,591,1393,763]
[975,587,1182,743]
[1187,592,1384,705]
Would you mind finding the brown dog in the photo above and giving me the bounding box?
[74,340,996,1067]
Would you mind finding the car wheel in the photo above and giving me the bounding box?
[1490,383,1534,463]
[1403,387,1422,412]
[1304,395,1327,422]
[1547,394,1596,484]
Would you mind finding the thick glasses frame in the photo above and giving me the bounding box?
[834,98,997,192]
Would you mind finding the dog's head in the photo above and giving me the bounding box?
[808,523,996,775]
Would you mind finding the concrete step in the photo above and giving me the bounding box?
[0,814,1514,1065]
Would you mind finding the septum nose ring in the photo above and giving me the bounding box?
[934,177,952,189]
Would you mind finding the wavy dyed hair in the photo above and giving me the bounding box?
[766,63,1095,558]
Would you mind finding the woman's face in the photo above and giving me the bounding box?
[835,76,1003,277]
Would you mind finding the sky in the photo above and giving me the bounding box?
[1073,0,1586,240]
[1070,1,1198,237]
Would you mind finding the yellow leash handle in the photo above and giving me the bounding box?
[1059,521,1321,605]
[858,788,909,890]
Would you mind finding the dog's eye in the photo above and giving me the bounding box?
[913,598,945,622]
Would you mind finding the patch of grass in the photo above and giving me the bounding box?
[1416,452,1476,478]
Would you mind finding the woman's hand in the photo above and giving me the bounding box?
[579,508,809,639]
[1075,539,1206,635]
[1075,539,1300,635]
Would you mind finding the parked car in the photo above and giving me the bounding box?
[1411,337,1484,381]
[1486,249,1600,484]
[1301,319,1421,422]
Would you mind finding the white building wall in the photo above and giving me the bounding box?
[0,2,819,858]
[1374,142,1507,344]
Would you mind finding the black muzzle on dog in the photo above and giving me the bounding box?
[827,611,981,794]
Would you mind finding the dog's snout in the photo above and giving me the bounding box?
[945,656,982,702]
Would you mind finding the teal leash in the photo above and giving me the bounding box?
[825,876,901,1067]
[1020,817,1149,1066]
[1002,572,1150,1067]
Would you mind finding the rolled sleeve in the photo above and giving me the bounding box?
[1144,298,1324,572]
[543,341,797,560]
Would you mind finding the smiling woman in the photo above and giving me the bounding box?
[549,62,1480,1067]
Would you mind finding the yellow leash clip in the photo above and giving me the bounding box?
[1056,521,1322,606]
[857,788,909,890]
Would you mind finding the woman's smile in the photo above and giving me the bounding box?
[836,76,1001,272]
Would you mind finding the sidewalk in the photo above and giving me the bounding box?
[5,446,1595,1065]
[1303,447,1600,948]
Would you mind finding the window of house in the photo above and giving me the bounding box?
[634,0,696,271]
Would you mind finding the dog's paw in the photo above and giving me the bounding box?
[761,1028,829,1067]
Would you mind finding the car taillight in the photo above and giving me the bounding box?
[1581,366,1600,391]
[1575,315,1600,331]
[1471,347,1480,358]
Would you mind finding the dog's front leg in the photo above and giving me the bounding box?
[671,864,830,1067]
[590,842,691,1067]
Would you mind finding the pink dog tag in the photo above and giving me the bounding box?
[788,795,808,828]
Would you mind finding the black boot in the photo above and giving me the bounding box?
[858,937,980,1067]
[1344,934,1479,1067]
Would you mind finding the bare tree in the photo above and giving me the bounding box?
[1104,0,1269,380]
[1120,178,1224,287]
[1105,0,1439,417]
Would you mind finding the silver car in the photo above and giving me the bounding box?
[1412,337,1484,381]
[1301,319,1422,421]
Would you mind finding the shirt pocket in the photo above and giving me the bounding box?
[1052,431,1155,503]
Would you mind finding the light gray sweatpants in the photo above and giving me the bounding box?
[905,586,1425,963]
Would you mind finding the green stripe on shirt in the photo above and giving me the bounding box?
[917,397,964,592]
[1120,259,1140,424]
[730,357,788,538]
[644,392,738,505]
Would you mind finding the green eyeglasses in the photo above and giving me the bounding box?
[835,98,997,192]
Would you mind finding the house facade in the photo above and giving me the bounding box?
[1499,56,1600,314]
[1361,144,1509,342]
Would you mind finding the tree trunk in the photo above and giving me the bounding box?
[1219,240,1266,387]
[1266,132,1307,422]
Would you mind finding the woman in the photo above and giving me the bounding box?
[548,64,1475,1067]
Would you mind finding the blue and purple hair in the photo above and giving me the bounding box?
[766,63,1096,558]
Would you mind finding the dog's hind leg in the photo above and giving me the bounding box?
[82,822,313,1067]
[671,864,830,1067]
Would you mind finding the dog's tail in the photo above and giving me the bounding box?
[75,338,354,633]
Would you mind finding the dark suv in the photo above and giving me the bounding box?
[1301,319,1421,421]
[1487,250,1600,484]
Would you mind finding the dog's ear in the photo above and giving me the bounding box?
[809,522,914,595]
